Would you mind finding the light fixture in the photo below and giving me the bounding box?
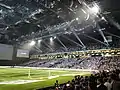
[90,3,100,14]
[32,32,34,34]
[29,40,36,46]
[50,37,53,41]
[57,16,60,18]
[101,17,105,20]
[38,40,42,43]
[37,25,40,27]
[76,17,79,21]
[54,36,56,39]
[101,16,107,22]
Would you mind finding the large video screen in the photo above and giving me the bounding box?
[0,44,13,60]
[17,49,29,58]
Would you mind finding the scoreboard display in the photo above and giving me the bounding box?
[17,49,29,58]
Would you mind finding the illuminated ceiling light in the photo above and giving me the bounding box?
[75,5,78,8]
[91,6,99,14]
[38,9,42,12]
[57,16,60,18]
[16,39,18,41]
[101,16,107,22]
[101,17,105,20]
[38,40,42,43]
[37,25,40,27]
[32,32,34,34]
[76,17,79,21]
[90,3,100,14]
[50,37,53,41]
[29,40,36,46]
[54,36,56,39]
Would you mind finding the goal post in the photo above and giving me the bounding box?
[28,68,31,78]
[27,68,52,79]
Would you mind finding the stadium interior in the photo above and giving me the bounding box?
[0,0,120,90]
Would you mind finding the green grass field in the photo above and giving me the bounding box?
[0,67,91,90]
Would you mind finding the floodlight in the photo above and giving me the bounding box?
[50,37,54,45]
[38,40,42,43]
[76,17,79,21]
[91,6,99,14]
[50,37,53,41]
[54,36,56,39]
[101,16,107,22]
[90,3,100,14]
[29,40,36,46]
[101,17,105,20]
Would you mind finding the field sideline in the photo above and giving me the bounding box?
[0,67,92,90]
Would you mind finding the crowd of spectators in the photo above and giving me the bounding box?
[38,69,120,90]
[21,56,120,71]
[51,69,120,90]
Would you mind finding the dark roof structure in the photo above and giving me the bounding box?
[0,0,120,53]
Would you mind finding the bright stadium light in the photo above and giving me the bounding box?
[101,16,107,22]
[90,3,100,14]
[38,39,42,43]
[54,36,56,39]
[50,37,53,41]
[76,17,79,21]
[101,17,105,20]
[50,37,54,45]
[90,6,99,14]
[29,40,36,46]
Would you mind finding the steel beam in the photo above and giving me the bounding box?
[62,35,83,47]
[42,41,54,51]
[56,37,68,51]
[70,27,86,48]
[96,24,109,45]
[83,34,108,46]
[104,31,120,39]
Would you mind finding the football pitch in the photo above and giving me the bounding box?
[0,67,91,90]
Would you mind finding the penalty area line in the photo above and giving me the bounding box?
[0,80,45,85]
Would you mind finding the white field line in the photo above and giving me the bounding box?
[48,75,59,79]
[61,73,85,76]
[0,73,89,85]
[47,73,83,79]
[0,80,44,84]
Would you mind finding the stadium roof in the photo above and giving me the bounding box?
[0,0,120,53]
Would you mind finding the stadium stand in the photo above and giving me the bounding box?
[21,52,120,90]
[21,56,120,70]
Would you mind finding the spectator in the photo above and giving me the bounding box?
[97,78,107,90]
[55,80,60,90]
[111,74,120,90]
[104,78,111,90]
